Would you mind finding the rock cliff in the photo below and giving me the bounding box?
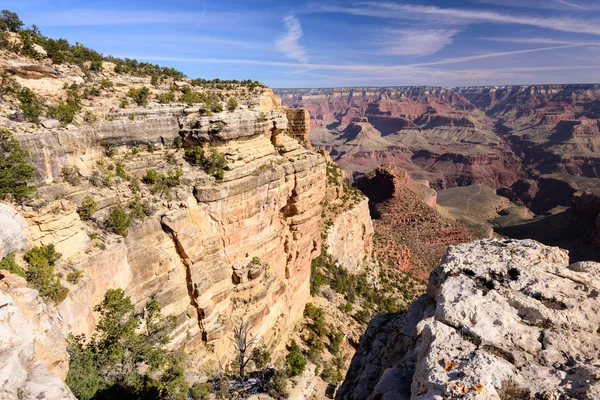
[0,271,74,400]
[3,95,374,374]
[338,239,600,399]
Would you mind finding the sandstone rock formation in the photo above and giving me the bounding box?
[3,86,374,374]
[0,271,74,400]
[338,239,600,399]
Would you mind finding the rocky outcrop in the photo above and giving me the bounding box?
[0,271,74,400]
[338,239,600,399]
[326,198,374,274]
[0,203,30,258]
[285,108,311,144]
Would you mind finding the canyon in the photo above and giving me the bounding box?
[276,85,600,192]
[276,85,600,263]
[2,14,600,400]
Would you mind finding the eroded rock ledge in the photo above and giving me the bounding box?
[338,239,600,399]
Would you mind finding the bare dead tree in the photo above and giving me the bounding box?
[232,319,258,379]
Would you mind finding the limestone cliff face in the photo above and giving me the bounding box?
[326,199,374,274]
[9,94,372,366]
[338,239,600,399]
[0,271,74,400]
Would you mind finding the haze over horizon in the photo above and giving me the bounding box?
[7,0,600,88]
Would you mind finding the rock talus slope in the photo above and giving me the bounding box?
[338,239,600,400]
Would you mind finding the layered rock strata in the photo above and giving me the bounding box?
[8,95,373,366]
[338,239,600,399]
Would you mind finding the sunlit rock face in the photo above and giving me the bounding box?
[338,239,600,400]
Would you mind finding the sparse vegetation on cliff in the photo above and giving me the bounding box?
[126,86,150,106]
[0,129,36,201]
[104,207,132,237]
[0,252,25,278]
[77,195,97,221]
[66,289,188,400]
[24,244,68,303]
[184,146,227,180]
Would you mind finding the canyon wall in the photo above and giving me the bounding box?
[6,93,374,369]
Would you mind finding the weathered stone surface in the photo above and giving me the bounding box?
[0,203,30,259]
[326,198,374,273]
[339,239,600,400]
[42,119,61,129]
[0,271,74,400]
[21,200,91,260]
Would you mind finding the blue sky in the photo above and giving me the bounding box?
[6,0,600,87]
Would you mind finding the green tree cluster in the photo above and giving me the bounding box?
[184,147,227,180]
[0,129,36,201]
[126,87,150,106]
[24,244,68,303]
[66,289,188,400]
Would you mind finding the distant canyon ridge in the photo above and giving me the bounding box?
[275,85,600,205]
[275,85,600,263]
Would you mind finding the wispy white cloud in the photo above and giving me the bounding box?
[554,0,586,10]
[375,29,459,56]
[317,3,600,36]
[473,0,592,11]
[275,16,308,63]
[481,37,600,46]
[408,44,590,67]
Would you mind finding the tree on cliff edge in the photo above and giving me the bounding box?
[0,129,36,201]
[232,320,258,379]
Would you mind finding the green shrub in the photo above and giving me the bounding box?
[0,129,36,201]
[142,169,159,184]
[17,87,42,122]
[227,97,238,111]
[257,112,267,123]
[47,102,76,126]
[211,102,223,113]
[184,146,205,165]
[205,149,227,181]
[114,162,127,179]
[191,382,212,400]
[61,165,80,185]
[252,344,272,370]
[0,10,24,32]
[127,86,150,106]
[266,367,288,399]
[285,340,306,377]
[304,303,328,337]
[120,99,129,108]
[157,91,176,104]
[149,168,183,197]
[24,245,67,303]
[77,195,97,221]
[100,79,112,89]
[67,269,83,285]
[173,136,183,150]
[105,207,132,237]
[0,253,25,278]
[66,290,188,399]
